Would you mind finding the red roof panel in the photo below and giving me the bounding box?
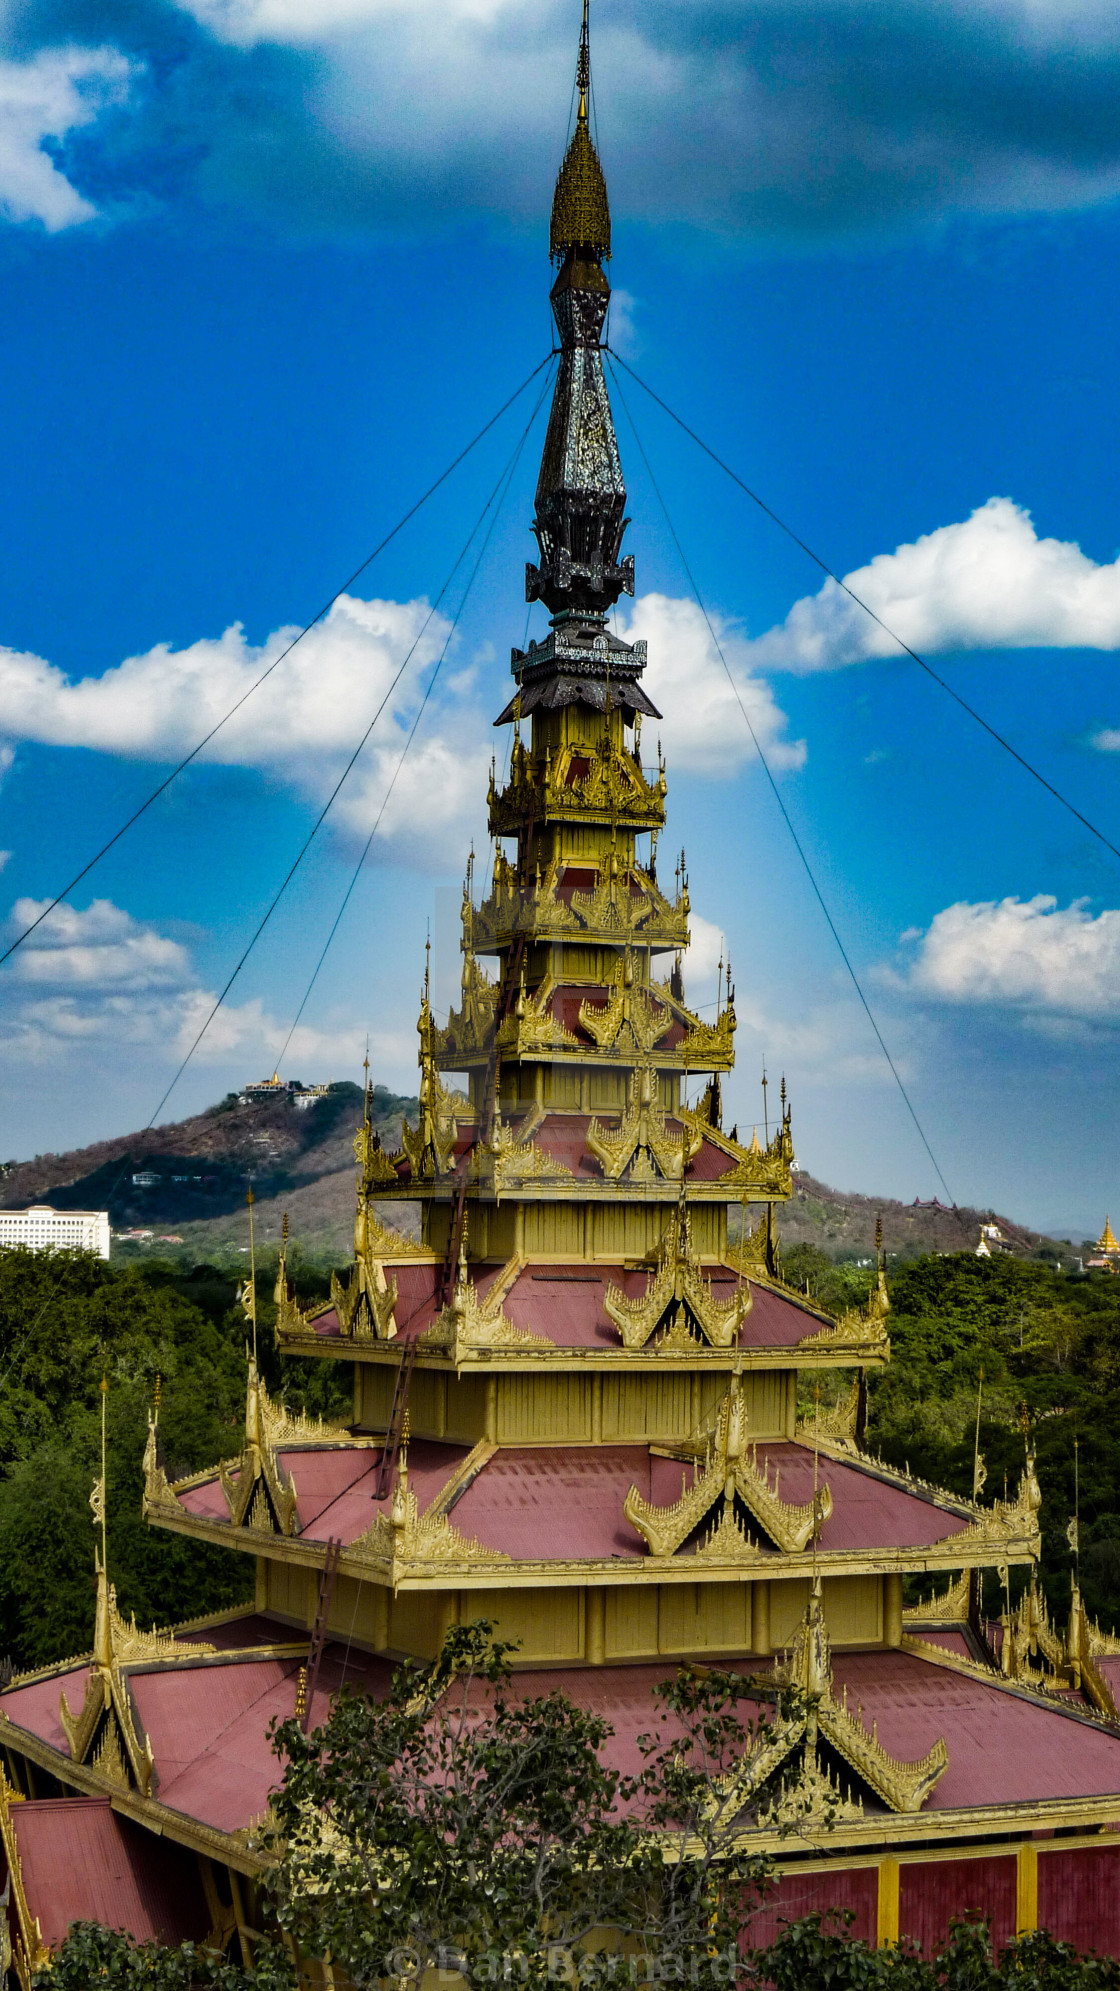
[5,1797,211,1949]
[174,1440,471,1547]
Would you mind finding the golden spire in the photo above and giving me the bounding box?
[550,0,611,263]
[1098,1215,1119,1252]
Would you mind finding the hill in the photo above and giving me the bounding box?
[0,1083,420,1265]
[777,1170,1072,1266]
[0,1090,1076,1269]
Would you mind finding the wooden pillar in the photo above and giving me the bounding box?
[876,1858,899,1948]
[591,1375,603,1444]
[884,1573,904,1648]
[254,1555,268,1613]
[751,1580,771,1657]
[1016,1842,1038,1936]
[585,1587,605,1666]
[485,1375,499,1443]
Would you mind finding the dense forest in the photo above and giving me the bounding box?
[1,1242,1119,1673]
[786,1243,1120,1627]
[0,1244,350,1672]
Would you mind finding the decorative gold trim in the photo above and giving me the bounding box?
[488,1115,575,1193]
[604,1199,750,1350]
[623,1370,831,1557]
[58,1559,157,1797]
[0,1769,48,1990]
[587,1062,702,1183]
[578,951,673,1056]
[400,994,461,1179]
[422,1251,550,1360]
[795,1378,860,1452]
[704,1580,948,1831]
[352,1431,511,1579]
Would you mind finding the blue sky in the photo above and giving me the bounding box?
[3,1,1120,1237]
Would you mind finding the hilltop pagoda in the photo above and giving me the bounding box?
[7,9,1120,1977]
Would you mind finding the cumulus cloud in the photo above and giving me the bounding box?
[0,589,802,866]
[621,594,804,777]
[898,895,1120,1017]
[12,0,1120,239]
[0,890,412,1078]
[748,499,1120,673]
[7,897,191,990]
[0,593,495,868]
[0,47,135,230]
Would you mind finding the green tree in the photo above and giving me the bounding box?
[266,1622,774,1990]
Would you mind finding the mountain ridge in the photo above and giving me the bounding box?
[0,1090,1078,1268]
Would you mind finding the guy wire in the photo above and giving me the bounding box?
[151,364,556,1127]
[608,356,959,1211]
[273,362,555,1077]
[0,377,553,1404]
[606,347,1120,873]
[0,354,556,969]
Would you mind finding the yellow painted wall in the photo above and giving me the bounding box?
[658,1581,753,1655]
[496,1373,594,1443]
[265,1559,314,1628]
[358,1366,489,1443]
[467,1586,585,1663]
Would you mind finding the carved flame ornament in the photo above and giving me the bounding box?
[624,1368,833,1557]
[58,1558,159,1796]
[606,1197,750,1350]
[587,1062,702,1183]
[706,1580,948,1832]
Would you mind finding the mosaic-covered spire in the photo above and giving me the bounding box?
[520,0,646,707]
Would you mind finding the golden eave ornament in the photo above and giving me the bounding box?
[705,1580,948,1832]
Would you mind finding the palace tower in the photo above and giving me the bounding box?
[7,9,1120,1976]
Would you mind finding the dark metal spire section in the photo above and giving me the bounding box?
[503,0,657,728]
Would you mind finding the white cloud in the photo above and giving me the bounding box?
[0,48,136,231]
[0,589,803,866]
[621,594,805,778]
[899,894,1120,1017]
[0,593,495,868]
[8,897,191,991]
[680,912,725,1009]
[0,891,416,1081]
[748,498,1120,672]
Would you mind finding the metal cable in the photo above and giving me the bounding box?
[609,356,960,1209]
[272,364,554,1077]
[606,347,1120,872]
[0,355,556,969]
[151,373,554,1127]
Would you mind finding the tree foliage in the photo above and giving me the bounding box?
[266,1622,773,1991]
[759,1913,1120,1990]
[0,1247,347,1671]
[865,1253,1120,1628]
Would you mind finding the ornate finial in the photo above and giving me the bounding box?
[424,932,431,1003]
[550,0,611,263]
[246,1185,258,1365]
[875,1216,883,1255]
[295,1666,307,1724]
[153,1371,162,1418]
[282,1211,289,1246]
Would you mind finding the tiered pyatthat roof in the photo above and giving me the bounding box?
[8,12,1120,1973]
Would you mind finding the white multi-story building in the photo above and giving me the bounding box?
[0,1204,111,1259]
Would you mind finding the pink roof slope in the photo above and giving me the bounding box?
[167,1437,969,1561]
[4,1795,211,1948]
[0,1641,393,1840]
[306,1261,830,1352]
